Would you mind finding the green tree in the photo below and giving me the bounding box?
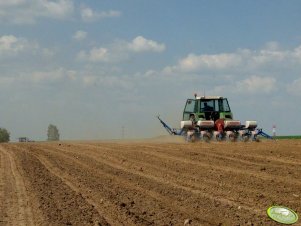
[47,124,60,141]
[0,128,10,143]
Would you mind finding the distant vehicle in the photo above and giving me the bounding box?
[18,137,34,142]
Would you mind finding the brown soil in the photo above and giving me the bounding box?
[0,139,300,226]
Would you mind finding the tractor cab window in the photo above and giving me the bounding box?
[220,99,231,112]
[184,99,196,112]
[183,99,196,120]
[200,100,215,112]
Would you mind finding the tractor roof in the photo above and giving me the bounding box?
[196,96,223,100]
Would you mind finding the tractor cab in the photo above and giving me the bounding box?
[183,96,233,122]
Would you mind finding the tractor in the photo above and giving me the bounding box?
[157,95,273,142]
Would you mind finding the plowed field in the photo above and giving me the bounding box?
[0,139,300,226]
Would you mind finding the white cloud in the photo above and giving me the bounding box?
[128,36,166,53]
[0,35,24,53]
[162,42,301,76]
[80,6,121,22]
[235,76,277,94]
[251,49,288,66]
[179,53,241,72]
[43,0,74,19]
[209,75,278,96]
[250,41,287,65]
[25,68,77,84]
[0,0,74,24]
[0,34,57,59]
[293,45,301,61]
[0,35,36,57]
[287,77,301,96]
[77,47,109,62]
[89,48,109,62]
[162,53,241,75]
[0,68,76,86]
[72,30,87,41]
[77,36,166,63]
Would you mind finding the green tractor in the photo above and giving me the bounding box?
[158,95,273,142]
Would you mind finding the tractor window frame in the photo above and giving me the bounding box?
[183,99,197,120]
[220,98,231,112]
[184,99,196,113]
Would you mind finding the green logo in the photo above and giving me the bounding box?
[267,206,298,224]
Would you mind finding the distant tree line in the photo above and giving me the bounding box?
[0,124,60,143]
[0,128,10,143]
[47,124,60,141]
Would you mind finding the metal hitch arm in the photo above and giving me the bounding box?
[157,115,183,135]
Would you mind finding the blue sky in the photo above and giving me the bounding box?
[1,0,301,141]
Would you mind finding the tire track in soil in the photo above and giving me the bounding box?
[65,142,301,225]
[115,143,301,185]
[32,143,277,225]
[72,142,301,205]
[21,145,147,226]
[67,143,269,206]
[28,144,217,225]
[31,151,139,226]
[7,145,110,226]
[138,143,301,175]
[0,145,34,226]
